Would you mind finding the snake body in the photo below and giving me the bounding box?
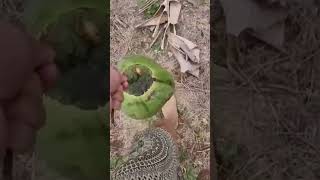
[111,128,178,180]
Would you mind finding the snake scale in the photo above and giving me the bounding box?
[111,128,179,180]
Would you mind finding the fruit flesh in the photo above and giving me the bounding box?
[124,65,153,96]
[118,55,174,119]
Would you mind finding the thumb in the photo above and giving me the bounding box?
[5,74,45,152]
[110,66,122,94]
[32,41,58,92]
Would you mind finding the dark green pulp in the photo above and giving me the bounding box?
[124,65,154,96]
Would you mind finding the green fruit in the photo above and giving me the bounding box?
[118,55,175,119]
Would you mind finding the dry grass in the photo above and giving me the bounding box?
[214,3,320,180]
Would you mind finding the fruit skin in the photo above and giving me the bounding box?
[118,55,175,119]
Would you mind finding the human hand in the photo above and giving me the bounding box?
[110,66,128,110]
[0,21,58,156]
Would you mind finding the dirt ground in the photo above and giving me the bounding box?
[213,2,320,180]
[110,0,210,178]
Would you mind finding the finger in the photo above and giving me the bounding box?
[112,90,124,102]
[37,63,59,92]
[6,73,45,130]
[121,75,128,90]
[0,22,34,99]
[32,41,56,68]
[8,121,36,153]
[122,81,129,91]
[121,75,128,83]
[110,66,122,94]
[33,43,58,92]
[5,74,45,152]
[112,100,121,110]
[0,107,8,157]
[117,85,123,92]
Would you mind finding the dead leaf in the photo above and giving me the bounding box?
[168,1,182,25]
[168,32,200,63]
[161,95,179,129]
[137,0,182,49]
[135,13,168,28]
[152,10,165,38]
[171,47,200,77]
[176,34,200,63]
[192,48,200,62]
[152,0,170,38]
[150,24,166,47]
[149,26,155,31]
[220,0,288,36]
[161,22,171,49]
[176,35,198,49]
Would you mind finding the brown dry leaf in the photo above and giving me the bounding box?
[137,0,182,49]
[176,34,200,63]
[150,23,166,47]
[161,95,179,129]
[171,47,200,77]
[161,22,171,49]
[152,0,170,38]
[168,32,200,63]
[176,34,197,49]
[135,13,168,28]
[168,1,181,25]
[220,0,288,36]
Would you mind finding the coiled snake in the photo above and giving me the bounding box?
[111,128,179,180]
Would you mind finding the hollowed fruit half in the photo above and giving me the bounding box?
[118,55,175,119]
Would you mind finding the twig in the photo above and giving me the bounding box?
[196,146,210,153]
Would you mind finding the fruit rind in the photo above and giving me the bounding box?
[118,55,175,119]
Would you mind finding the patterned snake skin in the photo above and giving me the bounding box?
[111,128,178,180]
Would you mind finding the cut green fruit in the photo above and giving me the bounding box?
[118,55,175,119]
